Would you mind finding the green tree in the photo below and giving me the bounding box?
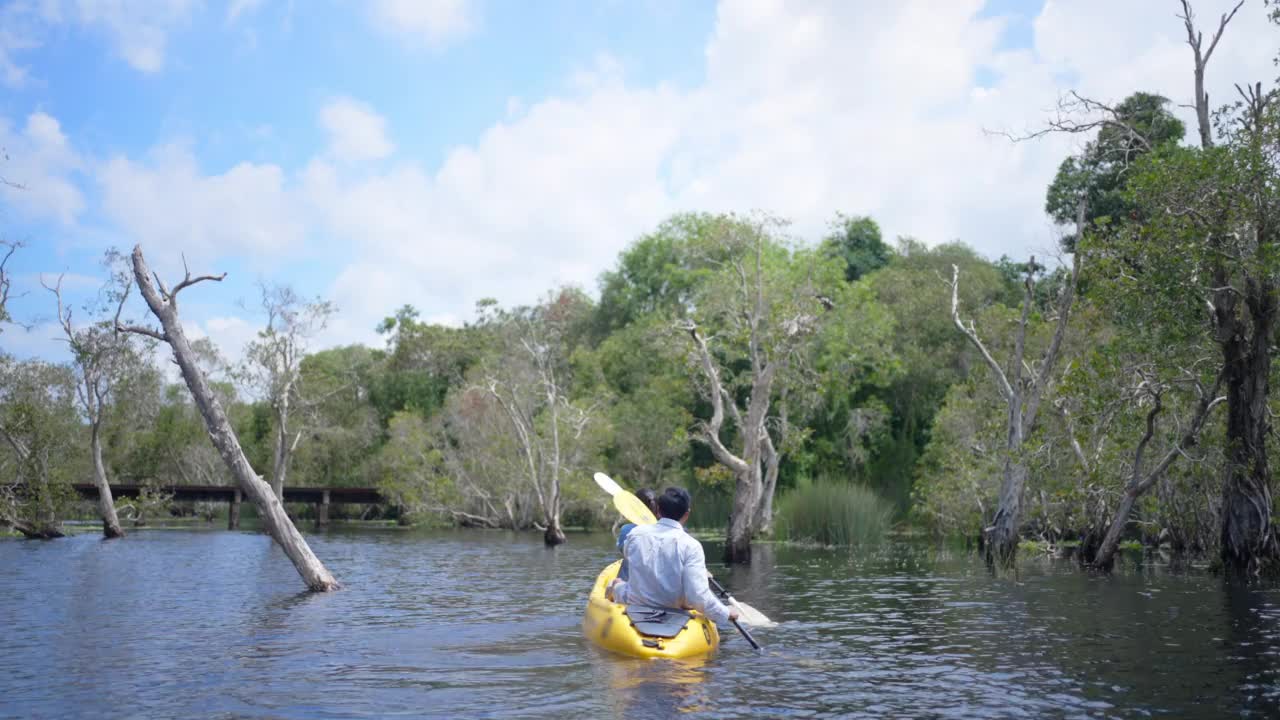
[821,214,892,282]
[1044,92,1186,248]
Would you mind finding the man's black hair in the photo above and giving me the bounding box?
[635,488,659,514]
[657,486,691,520]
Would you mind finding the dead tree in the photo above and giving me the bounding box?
[481,316,593,547]
[950,203,1084,566]
[117,246,338,591]
[44,274,127,538]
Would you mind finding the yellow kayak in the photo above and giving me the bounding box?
[582,560,720,659]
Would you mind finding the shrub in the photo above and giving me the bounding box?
[776,480,892,546]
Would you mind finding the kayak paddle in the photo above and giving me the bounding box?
[593,471,625,497]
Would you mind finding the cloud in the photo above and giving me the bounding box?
[0,111,85,225]
[369,0,474,48]
[96,143,304,272]
[36,0,199,73]
[226,0,264,24]
[319,97,394,163]
[0,1,43,88]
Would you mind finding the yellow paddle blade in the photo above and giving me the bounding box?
[613,492,657,525]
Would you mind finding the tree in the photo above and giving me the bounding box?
[950,214,1083,566]
[1044,92,1186,248]
[821,214,892,282]
[679,213,847,562]
[240,284,335,500]
[477,290,601,545]
[43,265,146,539]
[0,357,81,538]
[118,247,338,591]
[1097,0,1277,572]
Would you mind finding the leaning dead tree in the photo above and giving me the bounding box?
[117,246,338,591]
[44,273,130,538]
[1089,367,1226,570]
[950,204,1083,567]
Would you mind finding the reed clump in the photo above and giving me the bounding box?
[776,480,892,546]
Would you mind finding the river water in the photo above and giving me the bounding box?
[1,528,1278,719]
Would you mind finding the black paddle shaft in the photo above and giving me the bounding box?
[708,576,763,653]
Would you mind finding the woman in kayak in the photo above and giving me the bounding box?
[615,487,658,581]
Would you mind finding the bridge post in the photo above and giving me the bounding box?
[316,489,330,529]
[229,488,241,530]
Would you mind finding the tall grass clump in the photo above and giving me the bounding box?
[776,480,892,546]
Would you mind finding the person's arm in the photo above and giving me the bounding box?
[608,578,631,603]
[617,523,635,552]
[681,539,735,624]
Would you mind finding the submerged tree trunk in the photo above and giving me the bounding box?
[122,246,339,592]
[90,424,125,539]
[984,460,1028,566]
[543,517,566,546]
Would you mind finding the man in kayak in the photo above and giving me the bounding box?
[615,487,658,581]
[606,486,738,625]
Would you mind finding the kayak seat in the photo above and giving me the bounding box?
[625,605,693,638]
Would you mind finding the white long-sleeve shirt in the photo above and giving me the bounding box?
[611,517,732,625]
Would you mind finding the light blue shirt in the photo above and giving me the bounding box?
[611,518,732,625]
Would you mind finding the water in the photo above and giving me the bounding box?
[1,529,1278,719]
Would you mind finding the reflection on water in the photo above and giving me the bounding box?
[1,529,1278,718]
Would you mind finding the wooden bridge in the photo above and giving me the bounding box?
[70,483,385,530]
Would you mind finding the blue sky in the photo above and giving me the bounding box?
[1,0,1273,365]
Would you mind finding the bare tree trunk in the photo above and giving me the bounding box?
[953,204,1084,568]
[270,407,294,501]
[121,246,339,591]
[90,423,125,538]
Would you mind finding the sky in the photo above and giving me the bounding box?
[0,0,1276,367]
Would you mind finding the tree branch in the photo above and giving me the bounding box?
[950,264,1014,402]
[116,323,167,342]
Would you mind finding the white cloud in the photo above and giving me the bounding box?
[226,0,263,24]
[0,0,196,74]
[96,143,304,272]
[319,97,394,163]
[370,0,474,48]
[0,111,85,225]
[0,1,43,88]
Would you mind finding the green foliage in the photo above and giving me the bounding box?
[0,356,84,529]
[857,242,1010,512]
[776,478,893,546]
[821,214,893,282]
[1044,92,1185,250]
